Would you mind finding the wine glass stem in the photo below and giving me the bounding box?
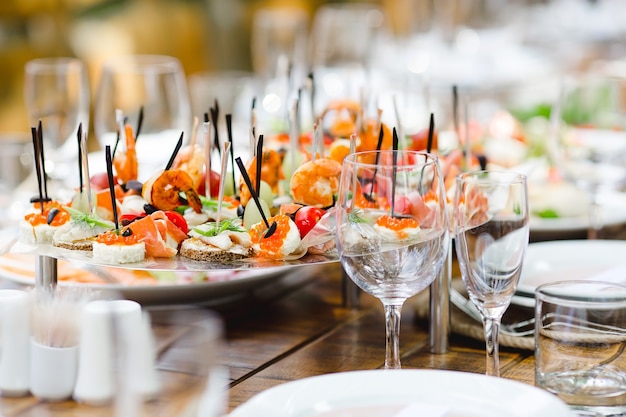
[587,193,601,240]
[384,303,403,370]
[483,316,501,377]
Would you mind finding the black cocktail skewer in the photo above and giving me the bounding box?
[226,114,237,198]
[77,123,83,193]
[367,124,386,201]
[165,132,184,171]
[37,120,48,200]
[105,145,119,230]
[235,157,276,238]
[426,113,435,154]
[255,135,264,195]
[30,127,44,212]
[391,127,399,216]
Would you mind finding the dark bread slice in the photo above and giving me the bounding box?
[179,237,253,263]
[53,239,94,251]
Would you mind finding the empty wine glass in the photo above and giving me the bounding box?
[24,57,90,185]
[453,170,529,377]
[336,150,449,369]
[94,55,191,180]
[549,71,626,239]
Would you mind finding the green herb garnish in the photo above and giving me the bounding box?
[534,209,560,219]
[63,206,115,229]
[193,219,246,237]
[176,195,233,214]
[348,208,368,224]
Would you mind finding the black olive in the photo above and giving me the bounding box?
[47,208,60,225]
[125,180,143,193]
[236,205,245,218]
[143,204,158,214]
[122,228,133,237]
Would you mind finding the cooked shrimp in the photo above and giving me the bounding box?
[239,149,285,206]
[142,169,203,213]
[322,99,362,138]
[289,158,342,207]
[113,123,138,184]
[171,143,205,191]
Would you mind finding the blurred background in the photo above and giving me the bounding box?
[2,0,626,140]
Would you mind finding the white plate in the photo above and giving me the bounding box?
[530,191,626,233]
[229,369,573,417]
[514,240,626,307]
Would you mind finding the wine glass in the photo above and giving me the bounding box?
[24,57,90,186]
[94,55,191,180]
[549,71,626,239]
[336,150,449,369]
[453,170,529,377]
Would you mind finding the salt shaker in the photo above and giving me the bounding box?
[0,289,32,397]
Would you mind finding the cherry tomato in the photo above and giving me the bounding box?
[410,128,438,152]
[164,211,189,234]
[197,170,221,198]
[294,206,325,238]
[90,172,116,191]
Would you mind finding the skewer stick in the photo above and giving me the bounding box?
[31,127,44,213]
[203,120,212,199]
[255,135,264,195]
[37,120,48,200]
[135,105,144,143]
[80,131,94,216]
[165,132,184,171]
[226,114,237,198]
[77,123,83,193]
[427,113,435,154]
[105,146,119,230]
[216,142,231,229]
[190,116,199,149]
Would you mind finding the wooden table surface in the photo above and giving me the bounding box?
[0,261,537,416]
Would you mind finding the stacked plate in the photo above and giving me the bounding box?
[513,240,626,308]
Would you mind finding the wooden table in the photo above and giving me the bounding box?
[0,261,536,416]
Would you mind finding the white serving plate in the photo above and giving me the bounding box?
[513,239,626,307]
[530,191,626,233]
[229,369,573,417]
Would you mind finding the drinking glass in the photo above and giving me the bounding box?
[336,150,449,369]
[550,72,626,239]
[94,55,191,180]
[453,170,529,377]
[24,57,90,183]
[535,280,626,416]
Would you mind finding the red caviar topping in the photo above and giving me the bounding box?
[376,215,419,239]
[95,230,141,245]
[25,202,70,227]
[250,214,292,259]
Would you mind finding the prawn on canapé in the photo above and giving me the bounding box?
[113,123,138,184]
[142,169,203,213]
[289,157,342,208]
[239,149,285,206]
[171,143,205,191]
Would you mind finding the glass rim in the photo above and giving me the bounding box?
[456,170,527,185]
[101,54,182,73]
[536,279,626,304]
[25,57,85,72]
[343,150,439,168]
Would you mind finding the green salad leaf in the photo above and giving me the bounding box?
[63,206,115,229]
[192,219,246,237]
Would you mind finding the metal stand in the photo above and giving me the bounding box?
[341,267,360,308]
[429,238,452,353]
[36,254,57,294]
